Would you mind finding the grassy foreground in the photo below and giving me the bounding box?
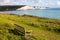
[0,13,60,40]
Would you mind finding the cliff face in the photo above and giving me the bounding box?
[17,6,35,10]
[0,5,26,11]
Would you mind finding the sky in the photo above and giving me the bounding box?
[0,0,60,8]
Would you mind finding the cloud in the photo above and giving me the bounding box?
[0,0,57,8]
[57,1,60,7]
[38,0,42,2]
[2,0,20,5]
[26,0,42,6]
[4,0,11,3]
[57,1,60,5]
[0,0,51,6]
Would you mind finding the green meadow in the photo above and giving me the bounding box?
[0,13,60,40]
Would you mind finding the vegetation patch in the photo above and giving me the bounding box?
[0,14,60,40]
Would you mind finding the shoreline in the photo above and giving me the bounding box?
[0,13,60,20]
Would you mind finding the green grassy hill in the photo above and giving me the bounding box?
[0,13,60,40]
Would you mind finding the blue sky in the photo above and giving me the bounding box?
[0,0,60,8]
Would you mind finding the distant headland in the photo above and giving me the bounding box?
[0,5,26,11]
[0,5,50,11]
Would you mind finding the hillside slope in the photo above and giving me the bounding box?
[0,13,60,40]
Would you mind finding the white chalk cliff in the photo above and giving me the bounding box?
[17,6,35,10]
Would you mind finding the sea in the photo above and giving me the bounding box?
[0,8,60,19]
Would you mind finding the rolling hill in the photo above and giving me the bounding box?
[0,13,60,40]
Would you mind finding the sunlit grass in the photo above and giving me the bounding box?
[0,13,60,40]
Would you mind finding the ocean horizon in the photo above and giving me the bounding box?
[0,8,60,19]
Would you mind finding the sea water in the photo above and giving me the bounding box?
[0,9,60,19]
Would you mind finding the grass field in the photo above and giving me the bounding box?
[0,13,60,40]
